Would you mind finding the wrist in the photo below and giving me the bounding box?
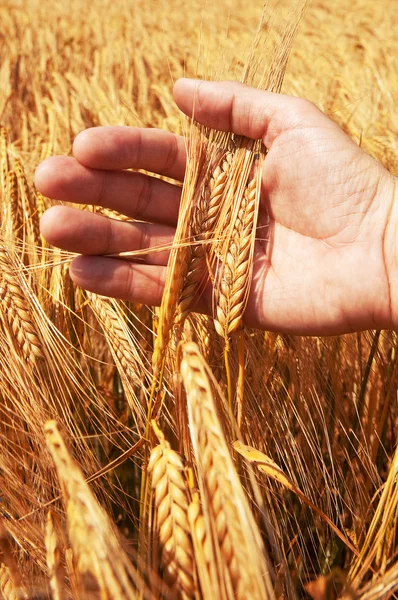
[382,174,398,330]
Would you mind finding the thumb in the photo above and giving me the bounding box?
[173,78,327,148]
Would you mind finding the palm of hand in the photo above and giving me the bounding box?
[251,116,390,333]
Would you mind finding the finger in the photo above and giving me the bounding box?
[40,206,173,266]
[70,256,210,313]
[72,126,187,180]
[34,156,181,226]
[173,78,326,147]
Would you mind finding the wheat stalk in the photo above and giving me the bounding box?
[187,488,213,600]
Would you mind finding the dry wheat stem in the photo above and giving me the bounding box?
[148,422,196,600]
[348,445,398,587]
[187,489,213,600]
[151,127,207,390]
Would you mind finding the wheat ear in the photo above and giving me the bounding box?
[214,169,261,340]
[176,151,233,324]
[44,420,143,600]
[148,422,196,600]
[14,158,41,248]
[6,171,23,242]
[0,519,28,600]
[0,565,25,600]
[180,342,275,600]
[88,292,143,387]
[0,247,43,365]
[0,126,9,198]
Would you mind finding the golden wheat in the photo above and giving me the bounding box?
[180,342,274,600]
[45,512,66,600]
[0,247,43,365]
[148,423,196,600]
[44,420,143,600]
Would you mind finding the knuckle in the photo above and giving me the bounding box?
[135,174,153,219]
[102,218,113,254]
[162,134,179,176]
[139,222,150,254]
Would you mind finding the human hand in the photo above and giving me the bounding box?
[35,79,397,335]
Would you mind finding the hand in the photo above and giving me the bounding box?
[35,79,397,335]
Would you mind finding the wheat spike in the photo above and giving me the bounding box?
[0,247,43,365]
[14,158,41,248]
[0,519,28,600]
[214,172,260,339]
[88,292,142,387]
[180,342,275,600]
[7,171,22,241]
[0,126,9,197]
[176,151,233,325]
[200,151,234,241]
[0,564,23,600]
[33,189,47,219]
[45,512,66,600]
[44,420,142,600]
[148,422,196,600]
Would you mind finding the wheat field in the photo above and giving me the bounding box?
[0,0,397,598]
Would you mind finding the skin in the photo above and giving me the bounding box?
[35,78,398,335]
